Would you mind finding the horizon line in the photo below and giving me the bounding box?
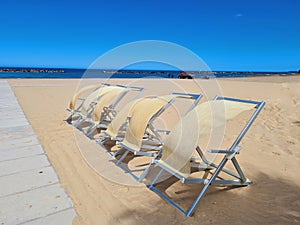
[0,66,298,73]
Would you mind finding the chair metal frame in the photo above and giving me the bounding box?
[148,96,265,216]
[65,83,111,123]
[83,85,144,136]
[98,95,176,157]
[67,85,144,134]
[114,93,203,182]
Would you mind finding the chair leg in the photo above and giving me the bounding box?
[111,147,124,158]
[65,114,73,124]
[231,157,248,183]
[149,168,164,187]
[86,125,96,138]
[73,117,84,127]
[116,149,129,165]
[186,157,229,216]
[138,161,154,182]
[149,168,189,215]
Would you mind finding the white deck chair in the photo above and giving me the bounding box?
[98,96,152,144]
[101,93,202,141]
[66,83,110,123]
[70,85,126,128]
[82,85,144,136]
[148,97,265,216]
[67,85,143,132]
[98,95,179,157]
[113,93,203,181]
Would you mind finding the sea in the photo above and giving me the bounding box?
[0,69,296,79]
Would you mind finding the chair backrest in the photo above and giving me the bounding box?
[92,86,130,123]
[159,99,256,178]
[105,98,141,138]
[69,84,103,110]
[121,95,177,151]
[105,93,202,142]
[80,86,123,116]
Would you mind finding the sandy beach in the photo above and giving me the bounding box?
[8,75,300,225]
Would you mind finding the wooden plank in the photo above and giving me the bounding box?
[0,80,76,224]
[0,125,35,141]
[0,184,75,225]
[0,136,40,150]
[0,166,59,197]
[0,144,44,162]
[0,120,29,129]
[24,208,76,225]
[0,154,51,177]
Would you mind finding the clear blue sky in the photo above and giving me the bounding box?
[1,0,299,71]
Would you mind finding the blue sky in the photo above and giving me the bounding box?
[0,0,299,71]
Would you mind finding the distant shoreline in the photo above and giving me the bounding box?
[0,67,298,74]
[0,67,299,79]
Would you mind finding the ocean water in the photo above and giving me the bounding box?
[0,71,84,79]
[0,70,293,79]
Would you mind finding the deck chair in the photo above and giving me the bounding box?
[97,97,150,144]
[82,85,144,136]
[113,93,203,182]
[66,83,111,123]
[68,85,143,132]
[148,97,265,216]
[97,95,177,156]
[98,93,202,150]
[100,93,202,142]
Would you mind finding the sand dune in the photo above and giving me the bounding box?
[9,76,300,225]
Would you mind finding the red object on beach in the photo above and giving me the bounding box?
[178,71,193,79]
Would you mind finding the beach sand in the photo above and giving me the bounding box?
[8,76,300,225]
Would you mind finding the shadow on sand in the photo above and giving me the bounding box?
[108,172,300,225]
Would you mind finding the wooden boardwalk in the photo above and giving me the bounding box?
[0,80,76,225]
